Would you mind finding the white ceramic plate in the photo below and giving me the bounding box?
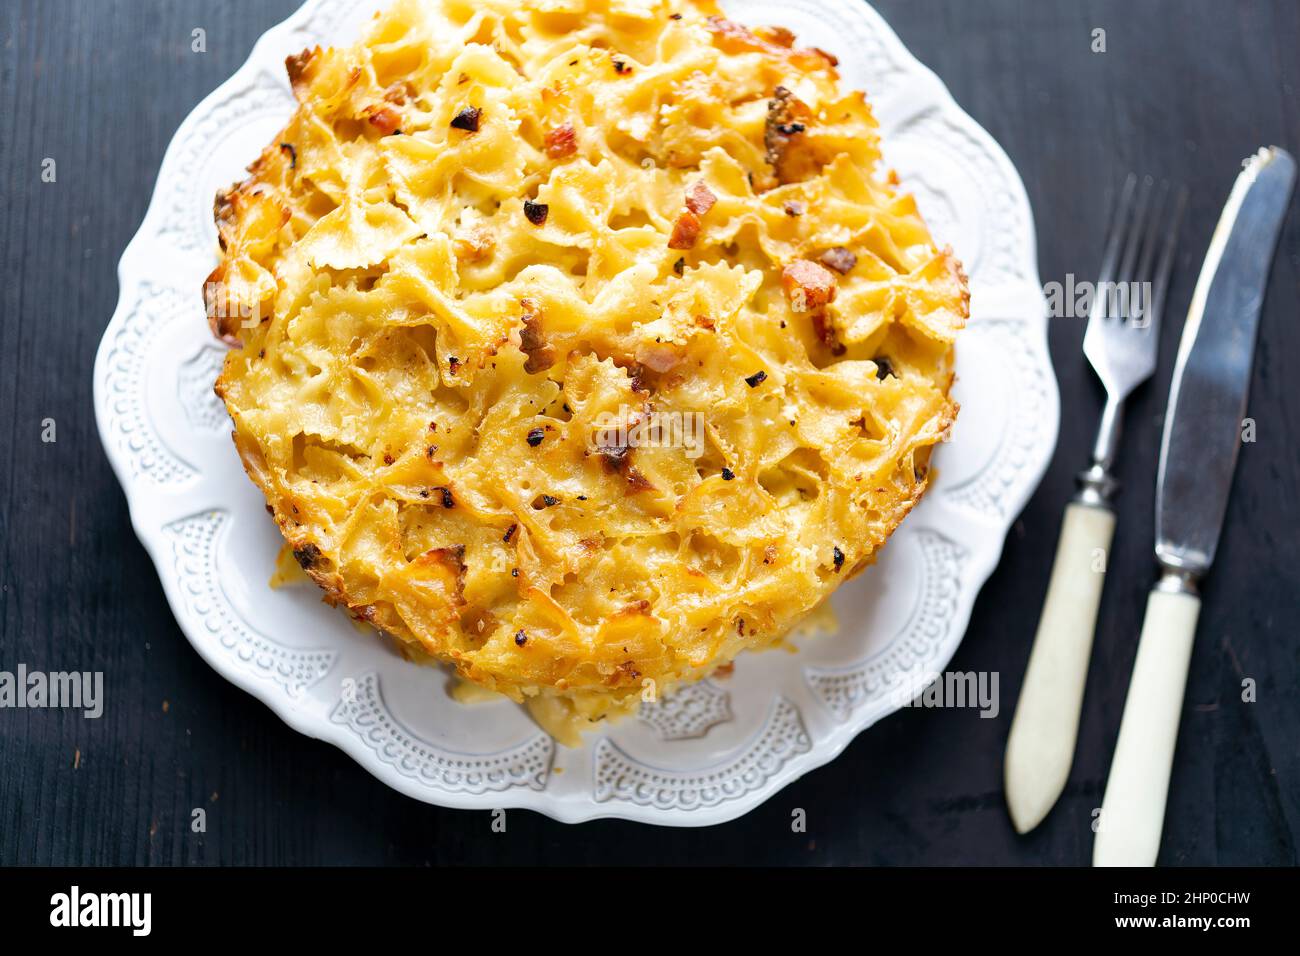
[94,0,1057,825]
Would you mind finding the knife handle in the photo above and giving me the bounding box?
[1005,502,1115,833]
[1093,583,1201,866]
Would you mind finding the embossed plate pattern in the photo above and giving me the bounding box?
[94,0,1058,825]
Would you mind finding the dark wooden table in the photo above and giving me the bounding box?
[1,0,1296,866]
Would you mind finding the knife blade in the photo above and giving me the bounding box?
[1156,146,1297,578]
[1094,146,1295,867]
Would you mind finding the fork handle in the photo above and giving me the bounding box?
[1005,501,1115,833]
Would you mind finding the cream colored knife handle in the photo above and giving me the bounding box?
[1093,584,1201,867]
[1005,502,1115,833]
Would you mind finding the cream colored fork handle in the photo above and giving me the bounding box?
[1005,502,1115,834]
[1093,587,1201,867]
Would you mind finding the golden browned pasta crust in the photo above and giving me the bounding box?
[206,0,967,736]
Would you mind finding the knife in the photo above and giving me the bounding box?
[1093,146,1296,867]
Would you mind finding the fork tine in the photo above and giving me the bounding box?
[1134,181,1169,282]
[1115,176,1154,284]
[1148,185,1188,326]
[1082,173,1183,409]
[1109,175,1154,322]
[1132,180,1170,327]
[1095,173,1138,291]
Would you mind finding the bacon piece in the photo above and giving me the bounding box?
[705,16,797,58]
[819,247,858,275]
[782,259,838,312]
[366,105,401,135]
[765,86,816,186]
[636,342,684,373]
[705,17,837,71]
[685,182,717,215]
[519,299,556,374]
[668,210,702,250]
[545,122,578,159]
[669,182,718,250]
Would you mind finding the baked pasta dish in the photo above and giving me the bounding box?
[205,0,967,744]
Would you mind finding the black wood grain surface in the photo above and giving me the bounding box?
[1,0,1297,866]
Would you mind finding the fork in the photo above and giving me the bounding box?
[1005,174,1186,834]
